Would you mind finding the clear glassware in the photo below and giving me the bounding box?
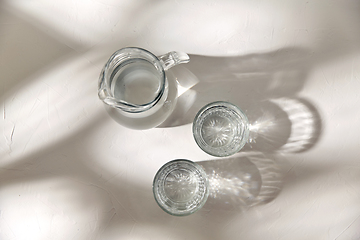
[193,101,249,157]
[98,47,190,129]
[153,159,209,216]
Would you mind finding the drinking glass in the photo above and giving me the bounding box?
[193,101,249,157]
[153,159,209,216]
[98,47,189,129]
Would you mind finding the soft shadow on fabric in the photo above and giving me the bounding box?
[159,47,322,154]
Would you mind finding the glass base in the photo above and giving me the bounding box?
[193,101,249,157]
[153,159,209,216]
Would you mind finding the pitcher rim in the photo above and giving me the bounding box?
[98,47,166,113]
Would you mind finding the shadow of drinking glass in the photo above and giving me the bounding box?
[197,153,287,213]
[243,97,322,153]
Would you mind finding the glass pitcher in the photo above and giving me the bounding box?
[98,47,190,129]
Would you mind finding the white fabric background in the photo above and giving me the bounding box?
[1,0,360,239]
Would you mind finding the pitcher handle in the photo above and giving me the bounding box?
[158,51,190,71]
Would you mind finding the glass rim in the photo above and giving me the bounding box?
[192,101,249,157]
[152,159,209,216]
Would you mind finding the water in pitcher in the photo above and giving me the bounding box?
[106,59,178,129]
[110,59,162,105]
